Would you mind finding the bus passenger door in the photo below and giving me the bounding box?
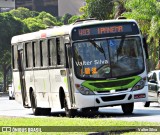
[65,43,75,107]
[17,48,28,107]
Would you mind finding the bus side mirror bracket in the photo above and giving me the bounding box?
[143,37,149,59]
[65,43,72,68]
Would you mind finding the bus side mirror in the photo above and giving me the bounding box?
[149,79,157,84]
[143,37,149,59]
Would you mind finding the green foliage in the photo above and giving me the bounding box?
[55,21,63,26]
[123,0,160,70]
[123,0,157,33]
[68,15,80,24]
[148,16,160,42]
[80,0,114,20]
[0,12,24,53]
[9,7,39,20]
[61,13,72,24]
[36,11,63,27]
[0,116,159,134]
[113,0,127,19]
[0,12,24,91]
[43,18,55,26]
[10,8,60,30]
[0,116,159,126]
[125,0,157,19]
[23,18,46,32]
[37,11,57,22]
[0,72,2,83]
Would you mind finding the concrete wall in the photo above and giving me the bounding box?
[0,0,15,8]
[58,0,85,16]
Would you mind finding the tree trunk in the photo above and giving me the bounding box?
[2,65,7,92]
[2,64,11,92]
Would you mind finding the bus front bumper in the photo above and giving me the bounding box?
[74,86,148,109]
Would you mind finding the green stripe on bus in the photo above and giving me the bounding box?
[64,77,68,87]
[81,76,141,91]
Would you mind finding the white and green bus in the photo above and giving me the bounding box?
[11,19,148,117]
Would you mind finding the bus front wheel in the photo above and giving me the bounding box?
[121,103,134,115]
[64,98,77,118]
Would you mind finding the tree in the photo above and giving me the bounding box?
[113,0,127,19]
[0,12,24,92]
[23,18,46,32]
[0,8,65,92]
[61,13,72,24]
[123,0,160,70]
[148,14,160,70]
[10,8,61,29]
[36,11,62,27]
[80,0,114,20]
[68,15,80,24]
[123,0,157,33]
[9,7,39,20]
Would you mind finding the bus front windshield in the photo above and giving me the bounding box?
[73,37,144,79]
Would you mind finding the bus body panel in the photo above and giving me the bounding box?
[48,68,69,108]
[32,69,50,108]
[13,71,22,104]
[24,70,35,107]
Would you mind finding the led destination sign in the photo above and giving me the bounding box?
[72,22,139,41]
[78,25,123,36]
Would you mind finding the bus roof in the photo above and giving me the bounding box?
[11,19,137,44]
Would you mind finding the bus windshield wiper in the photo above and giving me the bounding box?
[117,36,125,61]
[89,39,106,59]
[89,39,104,53]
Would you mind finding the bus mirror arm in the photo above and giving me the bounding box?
[143,37,149,59]
[65,43,72,68]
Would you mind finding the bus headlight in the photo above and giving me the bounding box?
[132,77,146,91]
[75,84,95,95]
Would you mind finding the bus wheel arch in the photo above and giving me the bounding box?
[59,87,65,109]
[59,87,77,117]
[29,87,34,107]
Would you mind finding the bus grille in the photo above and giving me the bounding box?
[101,94,126,102]
[96,89,128,93]
[89,79,134,88]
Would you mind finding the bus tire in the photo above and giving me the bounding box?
[41,108,51,115]
[64,98,77,118]
[144,101,150,107]
[9,96,12,100]
[30,91,40,115]
[121,103,134,115]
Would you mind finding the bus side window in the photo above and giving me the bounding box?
[34,41,41,67]
[12,45,18,69]
[48,38,57,66]
[56,38,60,65]
[32,42,35,67]
[56,37,65,66]
[41,40,48,67]
[40,41,43,67]
[25,42,33,68]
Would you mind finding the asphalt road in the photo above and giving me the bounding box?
[0,94,160,122]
